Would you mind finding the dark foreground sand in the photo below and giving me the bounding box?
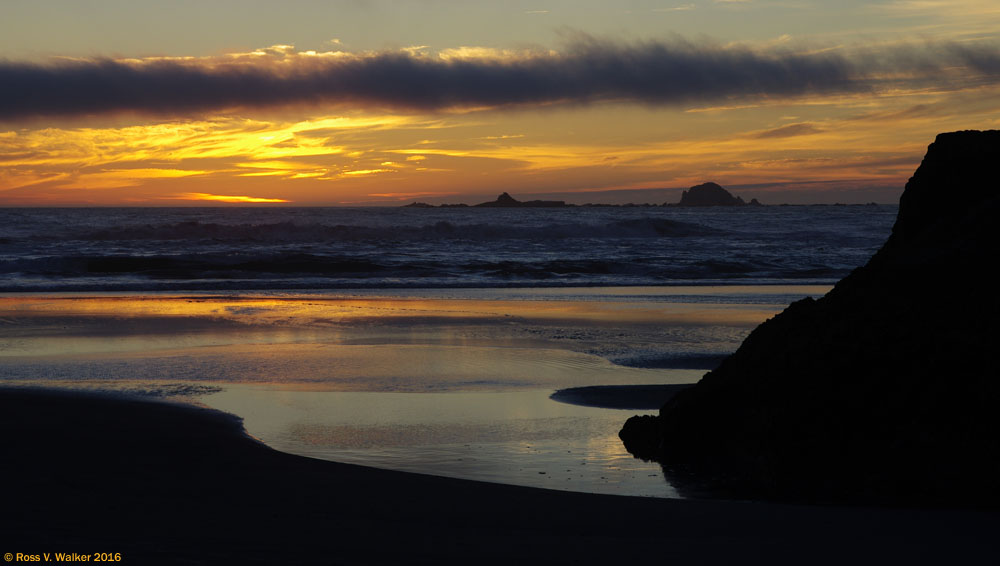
[550,384,692,409]
[2,389,997,565]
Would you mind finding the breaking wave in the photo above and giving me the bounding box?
[65,217,719,243]
[0,205,897,291]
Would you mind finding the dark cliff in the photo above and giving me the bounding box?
[621,130,1000,505]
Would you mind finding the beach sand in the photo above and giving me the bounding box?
[550,384,692,409]
[3,290,999,563]
[3,387,998,565]
[0,290,763,497]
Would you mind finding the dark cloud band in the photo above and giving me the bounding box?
[0,38,996,120]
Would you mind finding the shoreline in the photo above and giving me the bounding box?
[550,384,692,409]
[3,387,997,564]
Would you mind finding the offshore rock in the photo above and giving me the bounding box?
[621,130,1000,505]
[403,193,565,207]
[476,191,522,207]
[474,192,569,207]
[674,182,746,206]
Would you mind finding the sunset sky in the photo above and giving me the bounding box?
[2,0,999,205]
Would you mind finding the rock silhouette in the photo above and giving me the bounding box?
[405,192,570,208]
[621,130,1000,505]
[674,182,747,206]
[473,192,569,207]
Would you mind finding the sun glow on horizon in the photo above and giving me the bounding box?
[4,15,1000,206]
[169,193,291,203]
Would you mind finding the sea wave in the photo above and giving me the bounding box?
[0,206,896,291]
[0,251,849,282]
[60,217,720,243]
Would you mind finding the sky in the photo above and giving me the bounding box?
[1,0,999,205]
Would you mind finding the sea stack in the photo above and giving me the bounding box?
[621,130,1000,505]
[475,192,523,207]
[474,192,569,207]
[674,182,746,206]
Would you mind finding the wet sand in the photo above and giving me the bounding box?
[550,384,693,409]
[3,387,997,565]
[0,290,747,497]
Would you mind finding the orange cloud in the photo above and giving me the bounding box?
[339,169,389,177]
[169,193,290,203]
[3,46,1000,206]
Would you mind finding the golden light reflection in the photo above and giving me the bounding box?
[0,292,787,331]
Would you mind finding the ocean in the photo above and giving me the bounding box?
[0,205,896,497]
[0,205,895,291]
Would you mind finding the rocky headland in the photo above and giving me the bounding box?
[620,130,1000,506]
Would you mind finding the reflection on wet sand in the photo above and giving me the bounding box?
[0,286,826,496]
